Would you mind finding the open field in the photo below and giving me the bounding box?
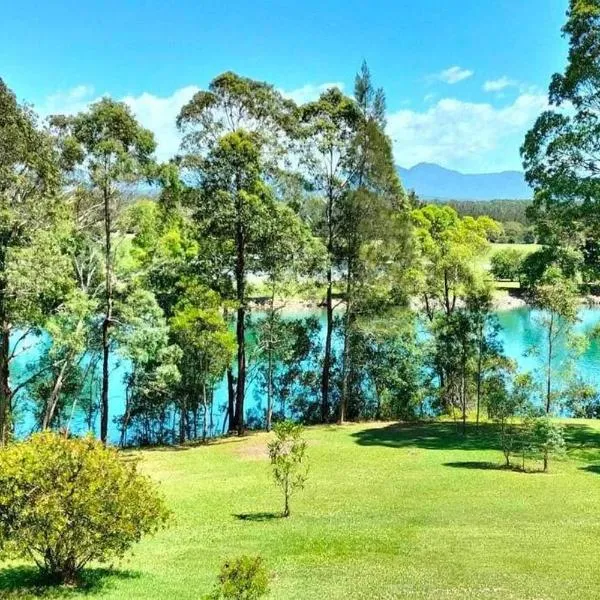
[4,420,600,599]
[476,242,541,273]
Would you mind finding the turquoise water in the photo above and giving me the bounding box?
[11,306,600,443]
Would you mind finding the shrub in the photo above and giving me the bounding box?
[267,421,308,517]
[0,432,170,584]
[490,248,524,281]
[206,555,269,599]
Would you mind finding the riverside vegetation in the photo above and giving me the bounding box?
[2,0,600,597]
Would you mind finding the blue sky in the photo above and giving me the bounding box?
[1,0,569,173]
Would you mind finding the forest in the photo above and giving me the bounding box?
[1,0,600,598]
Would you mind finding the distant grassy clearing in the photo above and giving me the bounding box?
[476,242,541,273]
[5,420,600,599]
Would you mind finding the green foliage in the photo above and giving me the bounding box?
[530,416,566,472]
[437,200,532,228]
[0,79,67,441]
[490,248,524,281]
[0,432,170,584]
[528,266,582,414]
[522,0,600,277]
[267,421,308,517]
[205,555,269,600]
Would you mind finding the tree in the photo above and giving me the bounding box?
[299,86,361,422]
[0,79,68,443]
[488,371,534,468]
[267,421,308,517]
[51,99,156,443]
[177,72,295,435]
[528,266,580,414]
[169,286,235,442]
[337,63,408,424]
[490,248,524,281]
[531,416,566,473]
[254,202,324,430]
[0,432,170,584]
[465,282,504,426]
[412,205,501,415]
[522,0,600,279]
[115,287,182,446]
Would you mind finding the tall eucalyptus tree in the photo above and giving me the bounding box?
[0,79,68,442]
[177,72,296,434]
[51,99,156,443]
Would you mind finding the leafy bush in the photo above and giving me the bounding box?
[267,421,308,517]
[0,432,170,584]
[490,248,524,281]
[206,555,269,599]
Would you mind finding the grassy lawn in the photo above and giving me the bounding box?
[3,420,600,599]
[476,242,541,274]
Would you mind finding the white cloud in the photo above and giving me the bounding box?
[40,85,96,115]
[387,92,549,172]
[42,81,348,161]
[434,66,473,85]
[121,86,199,160]
[40,85,200,161]
[280,82,344,104]
[483,76,518,92]
[42,81,547,172]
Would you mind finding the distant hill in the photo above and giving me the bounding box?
[397,163,532,201]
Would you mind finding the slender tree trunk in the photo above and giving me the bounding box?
[283,478,290,518]
[266,287,275,432]
[42,360,69,430]
[476,331,483,427]
[234,193,246,435]
[227,369,235,432]
[202,382,208,442]
[461,356,467,436]
[321,190,334,423]
[339,263,353,424]
[100,183,112,444]
[0,244,12,445]
[0,321,10,445]
[546,315,553,414]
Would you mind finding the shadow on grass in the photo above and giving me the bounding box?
[0,566,139,598]
[443,460,543,473]
[233,512,284,522]
[580,464,600,475]
[444,461,510,471]
[351,421,600,461]
[351,422,500,452]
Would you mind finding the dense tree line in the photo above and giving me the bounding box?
[3,3,600,449]
[431,199,535,243]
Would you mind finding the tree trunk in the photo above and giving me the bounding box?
[42,360,69,430]
[339,265,353,424]
[546,314,553,414]
[227,368,235,432]
[100,184,112,444]
[321,186,334,424]
[0,321,11,445]
[0,243,12,445]
[234,193,246,436]
[476,332,483,427]
[266,288,275,432]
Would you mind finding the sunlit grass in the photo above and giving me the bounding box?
[3,420,600,599]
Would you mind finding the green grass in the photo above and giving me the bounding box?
[476,242,541,273]
[4,420,600,599]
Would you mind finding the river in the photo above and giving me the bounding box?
[10,306,600,443]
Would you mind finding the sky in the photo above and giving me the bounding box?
[1,0,570,173]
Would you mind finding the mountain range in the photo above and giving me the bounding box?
[397,163,532,201]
